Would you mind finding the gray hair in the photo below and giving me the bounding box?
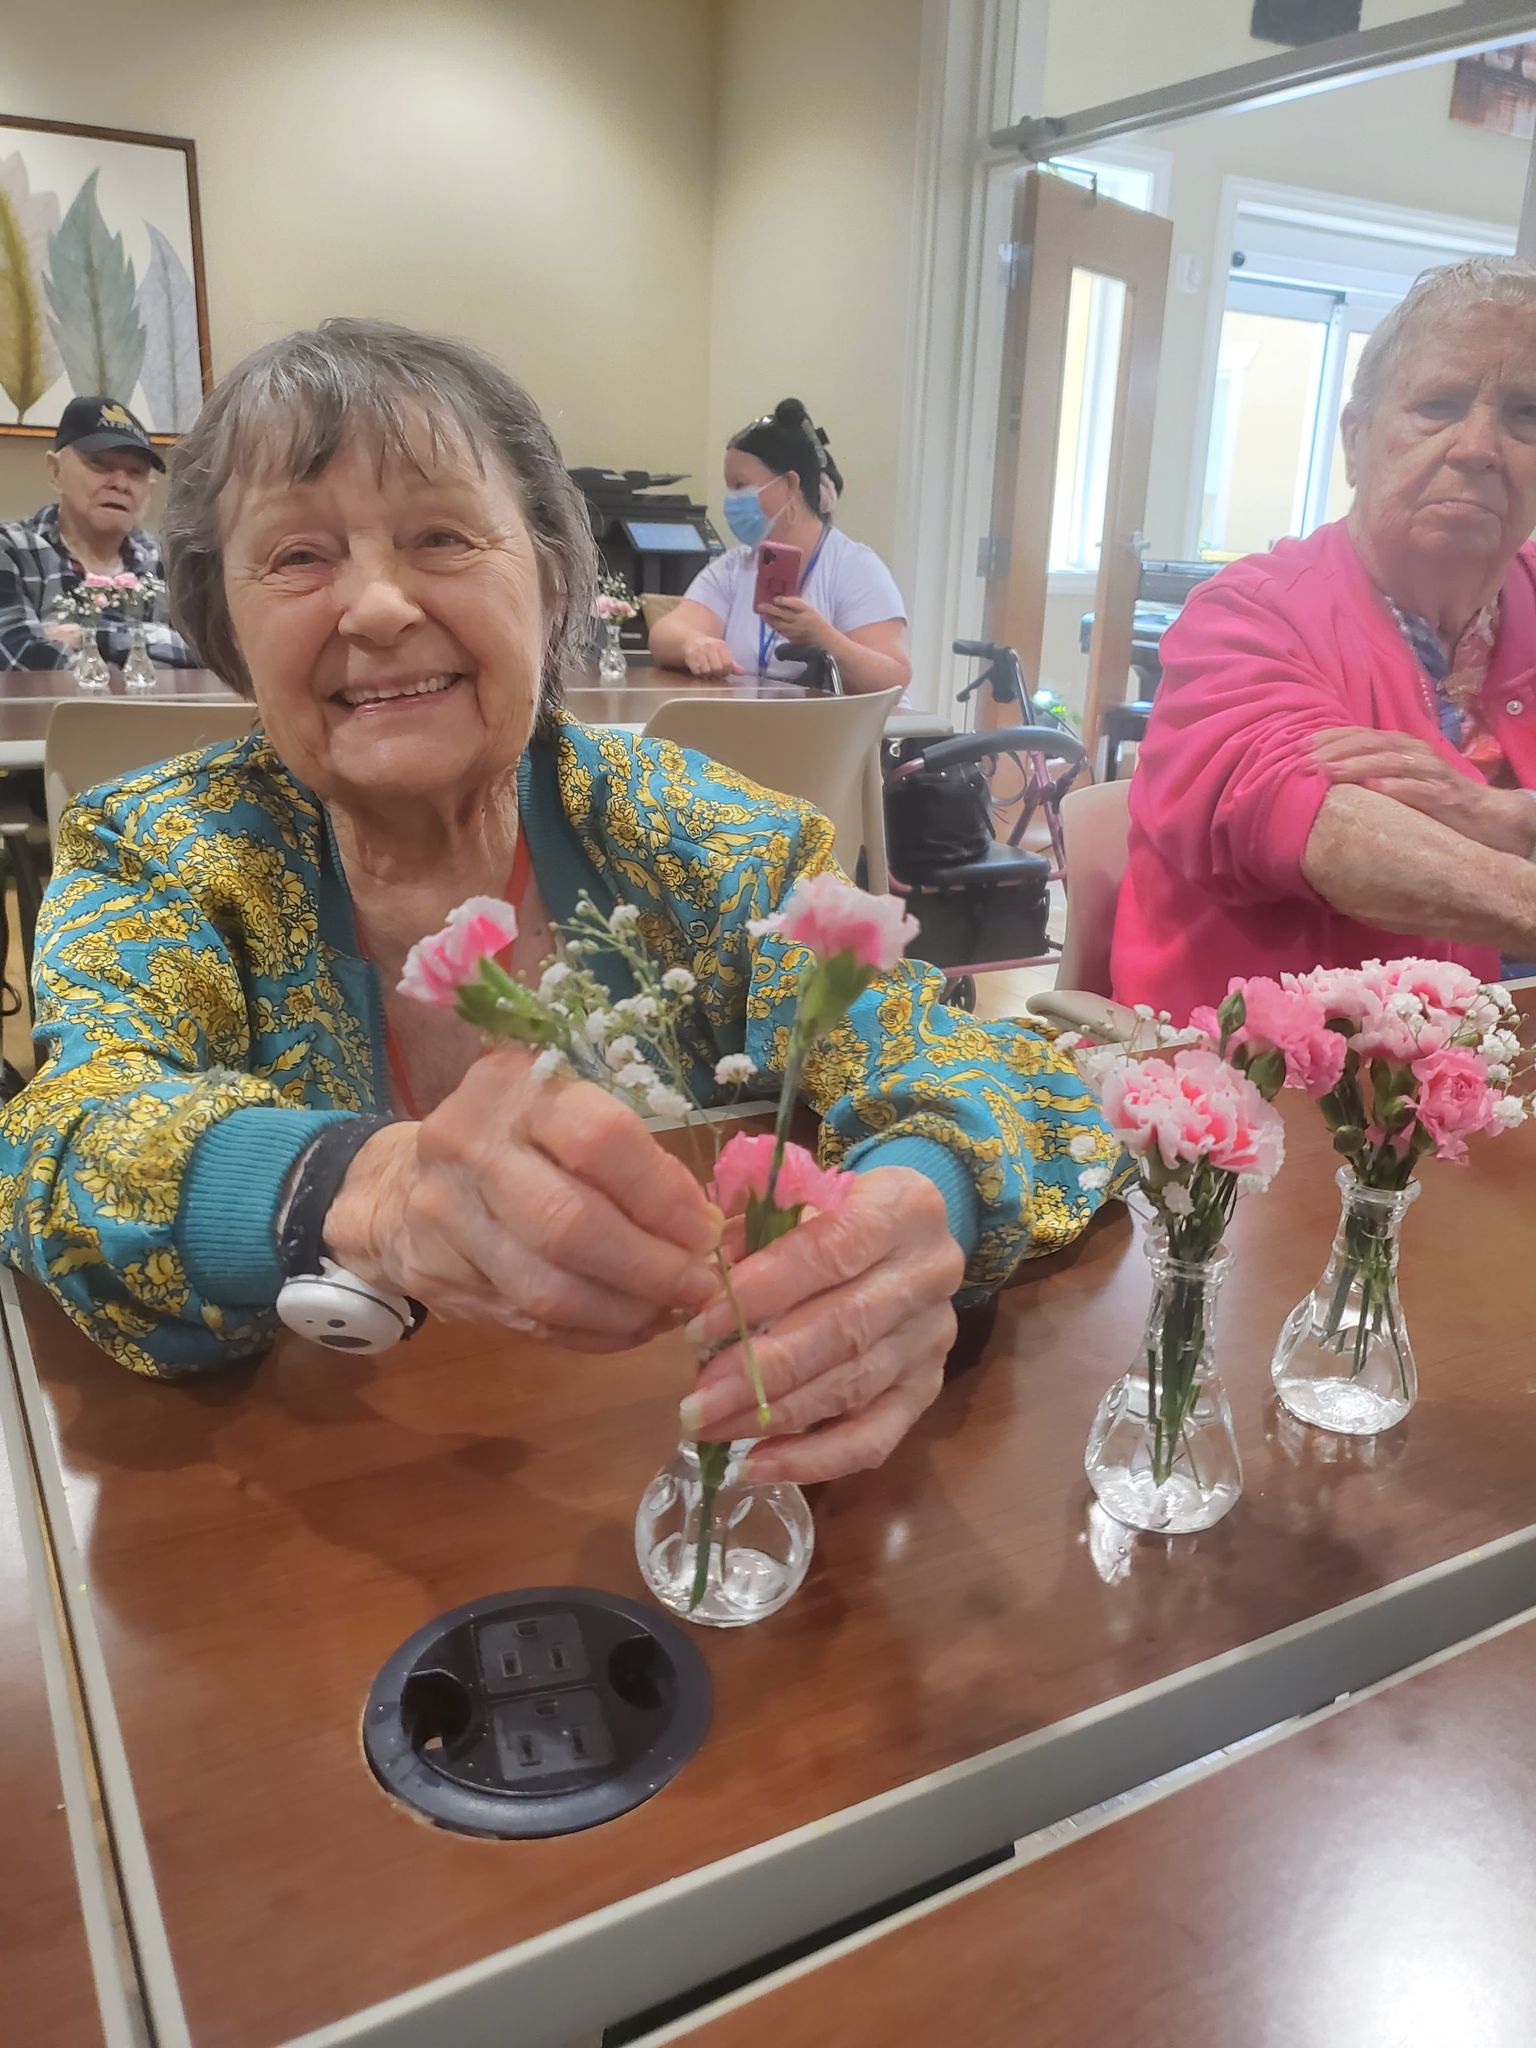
[1345,256,1536,420]
[163,318,597,728]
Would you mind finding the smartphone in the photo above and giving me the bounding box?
[753,541,803,615]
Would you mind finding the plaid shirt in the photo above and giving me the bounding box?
[0,505,197,672]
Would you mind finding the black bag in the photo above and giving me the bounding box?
[884,758,993,875]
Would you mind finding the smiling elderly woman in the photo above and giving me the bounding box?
[0,319,1114,1482]
[1114,257,1536,1018]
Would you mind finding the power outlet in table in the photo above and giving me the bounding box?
[476,1611,591,1696]
[492,1689,617,1785]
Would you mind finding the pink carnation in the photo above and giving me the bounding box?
[1408,1045,1499,1164]
[1101,1048,1285,1187]
[113,572,141,592]
[1213,977,1347,1097]
[81,572,116,589]
[758,874,918,972]
[710,1133,851,1217]
[398,896,520,1007]
[1351,1002,1454,1068]
[1379,956,1487,1020]
[1284,966,1387,1034]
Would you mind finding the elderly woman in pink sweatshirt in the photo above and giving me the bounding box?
[1113,257,1536,1020]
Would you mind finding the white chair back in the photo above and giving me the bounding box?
[46,700,256,845]
[641,689,900,889]
[1054,779,1131,996]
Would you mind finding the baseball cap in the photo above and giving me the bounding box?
[52,395,165,472]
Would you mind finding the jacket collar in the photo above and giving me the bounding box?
[31,501,157,574]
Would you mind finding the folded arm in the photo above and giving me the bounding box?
[1302,784,1536,955]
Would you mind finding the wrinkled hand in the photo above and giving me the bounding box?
[1312,726,1536,858]
[757,594,833,648]
[324,1045,722,1348]
[683,635,742,678]
[678,1166,964,1483]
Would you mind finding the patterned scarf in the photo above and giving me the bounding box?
[1384,594,1513,786]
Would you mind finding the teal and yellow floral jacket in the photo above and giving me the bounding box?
[0,715,1116,1375]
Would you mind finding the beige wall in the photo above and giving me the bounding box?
[1,0,721,522]
[707,0,925,564]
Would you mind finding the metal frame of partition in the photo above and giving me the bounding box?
[993,0,1536,159]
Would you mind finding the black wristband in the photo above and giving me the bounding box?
[276,1115,398,1282]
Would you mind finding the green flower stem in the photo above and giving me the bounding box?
[713,1249,770,1430]
[1148,1266,1208,1487]
[1324,1207,1410,1396]
[690,1438,731,1611]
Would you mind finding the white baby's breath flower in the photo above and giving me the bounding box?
[613,994,659,1027]
[746,916,776,939]
[1479,1028,1521,1068]
[714,1053,756,1086]
[1161,1182,1195,1216]
[661,967,696,994]
[1488,1064,1512,1090]
[1067,1131,1098,1163]
[1079,1165,1111,1192]
[1236,1172,1269,1197]
[580,1009,612,1047]
[538,962,573,996]
[1054,1031,1083,1052]
[1495,1095,1528,1129]
[645,1083,692,1118]
[604,1034,640,1067]
[613,1060,658,1092]
[610,904,642,933]
[531,1047,567,1083]
[1132,1003,1155,1021]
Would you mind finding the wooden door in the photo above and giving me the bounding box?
[982,171,1172,752]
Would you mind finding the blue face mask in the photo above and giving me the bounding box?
[723,483,775,548]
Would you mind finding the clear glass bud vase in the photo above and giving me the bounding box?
[72,631,111,693]
[1085,1238,1242,1534]
[121,621,158,693]
[1271,1169,1420,1436]
[635,1438,814,1627]
[598,618,627,684]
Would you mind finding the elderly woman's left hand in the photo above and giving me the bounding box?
[757,594,834,649]
[1312,726,1536,859]
[676,1166,964,1483]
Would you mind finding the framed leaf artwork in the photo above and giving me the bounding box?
[0,112,210,442]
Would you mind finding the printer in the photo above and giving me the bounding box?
[569,468,724,643]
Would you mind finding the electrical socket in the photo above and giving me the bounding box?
[492,1690,616,1784]
[476,1611,591,1697]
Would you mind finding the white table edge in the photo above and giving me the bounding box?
[0,1274,153,2045]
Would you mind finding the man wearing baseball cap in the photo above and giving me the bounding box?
[0,396,197,670]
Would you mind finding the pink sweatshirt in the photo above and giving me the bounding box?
[1111,520,1536,1021]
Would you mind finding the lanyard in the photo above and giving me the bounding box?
[357,830,532,1121]
[758,525,829,675]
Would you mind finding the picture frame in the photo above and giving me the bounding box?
[0,111,210,443]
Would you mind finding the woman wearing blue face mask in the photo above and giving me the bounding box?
[650,399,912,696]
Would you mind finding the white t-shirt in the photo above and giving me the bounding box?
[683,525,906,680]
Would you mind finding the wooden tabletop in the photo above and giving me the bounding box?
[0,1348,107,2043]
[680,1606,1536,2047]
[12,1015,1536,2047]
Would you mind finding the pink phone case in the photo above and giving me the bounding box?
[754,542,803,615]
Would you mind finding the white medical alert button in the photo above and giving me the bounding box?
[1507,699,1525,715]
